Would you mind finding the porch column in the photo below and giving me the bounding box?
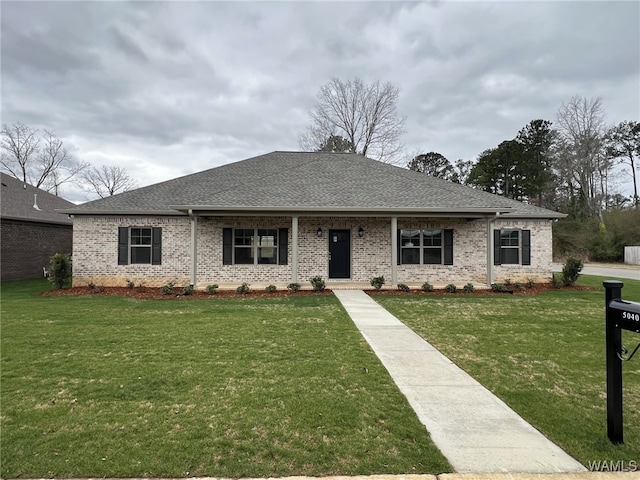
[291,215,299,283]
[486,213,500,285]
[391,216,398,285]
[189,211,198,287]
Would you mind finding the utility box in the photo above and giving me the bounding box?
[624,246,640,265]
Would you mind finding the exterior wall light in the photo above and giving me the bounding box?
[358,226,365,237]
[317,227,323,237]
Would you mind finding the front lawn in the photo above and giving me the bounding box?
[374,275,640,467]
[1,279,451,478]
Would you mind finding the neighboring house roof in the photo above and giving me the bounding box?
[62,151,565,219]
[1,172,74,225]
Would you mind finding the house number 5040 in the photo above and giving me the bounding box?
[622,312,640,322]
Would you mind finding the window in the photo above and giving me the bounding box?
[118,227,162,265]
[494,229,531,265]
[398,229,453,265]
[223,228,288,265]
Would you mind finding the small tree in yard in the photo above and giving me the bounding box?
[561,257,584,286]
[48,253,72,289]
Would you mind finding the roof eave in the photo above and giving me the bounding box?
[58,209,185,216]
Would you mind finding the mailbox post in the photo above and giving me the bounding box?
[603,280,640,444]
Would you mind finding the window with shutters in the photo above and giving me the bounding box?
[118,227,162,265]
[223,228,288,265]
[494,229,531,265]
[398,229,453,265]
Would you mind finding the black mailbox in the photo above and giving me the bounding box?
[608,299,640,333]
[603,280,640,444]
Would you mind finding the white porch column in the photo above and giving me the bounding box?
[486,213,500,286]
[291,215,299,283]
[190,212,198,287]
[391,216,398,285]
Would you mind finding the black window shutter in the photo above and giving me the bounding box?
[278,228,288,265]
[396,229,401,265]
[521,229,531,266]
[118,227,129,265]
[443,229,454,265]
[223,228,233,265]
[152,227,162,265]
[493,230,502,265]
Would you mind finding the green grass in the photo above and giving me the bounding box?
[374,275,640,467]
[1,279,451,478]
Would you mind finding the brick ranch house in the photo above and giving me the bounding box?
[1,172,74,281]
[62,151,566,289]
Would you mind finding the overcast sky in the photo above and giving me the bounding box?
[2,1,639,203]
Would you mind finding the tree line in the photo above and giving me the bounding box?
[1,123,137,199]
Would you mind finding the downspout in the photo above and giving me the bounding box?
[486,212,500,286]
[189,209,198,288]
[391,216,398,286]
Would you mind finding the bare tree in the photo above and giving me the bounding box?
[299,77,405,163]
[555,96,608,219]
[83,165,138,198]
[1,122,88,194]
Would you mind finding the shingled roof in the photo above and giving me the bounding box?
[63,151,565,219]
[1,172,74,225]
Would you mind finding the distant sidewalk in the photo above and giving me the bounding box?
[334,289,586,474]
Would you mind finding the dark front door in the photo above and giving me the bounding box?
[329,229,351,279]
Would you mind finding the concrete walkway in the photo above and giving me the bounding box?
[333,290,587,474]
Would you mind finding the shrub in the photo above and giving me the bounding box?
[87,281,96,290]
[126,279,135,289]
[310,276,326,292]
[47,253,72,289]
[526,278,535,289]
[206,284,219,294]
[463,283,474,293]
[397,283,410,292]
[504,278,512,286]
[287,282,301,293]
[161,282,175,295]
[514,282,525,291]
[265,284,277,293]
[236,282,250,295]
[491,283,507,293]
[421,282,433,292]
[444,283,457,293]
[370,275,385,290]
[561,257,584,286]
[182,285,194,296]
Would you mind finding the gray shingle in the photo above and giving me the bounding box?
[1,173,74,224]
[63,152,565,218]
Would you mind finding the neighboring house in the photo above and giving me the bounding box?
[63,151,565,288]
[1,172,74,281]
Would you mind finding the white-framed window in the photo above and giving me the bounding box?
[223,228,287,265]
[398,229,453,265]
[494,229,531,266]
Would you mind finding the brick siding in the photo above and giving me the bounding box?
[1,220,72,281]
[72,215,554,287]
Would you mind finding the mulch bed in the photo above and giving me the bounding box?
[41,283,595,300]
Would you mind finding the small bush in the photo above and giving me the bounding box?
[421,282,433,292]
[561,257,584,286]
[265,284,277,293]
[444,283,457,293]
[310,276,326,292]
[47,253,72,289]
[87,281,97,290]
[491,283,507,292]
[526,278,535,289]
[236,283,250,295]
[504,278,512,286]
[126,279,135,289]
[514,282,525,291]
[182,285,194,296]
[206,284,219,294]
[463,283,474,293]
[161,282,175,295]
[397,283,410,292]
[287,282,301,293]
[370,276,385,290]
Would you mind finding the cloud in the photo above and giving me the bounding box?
[2,1,638,202]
